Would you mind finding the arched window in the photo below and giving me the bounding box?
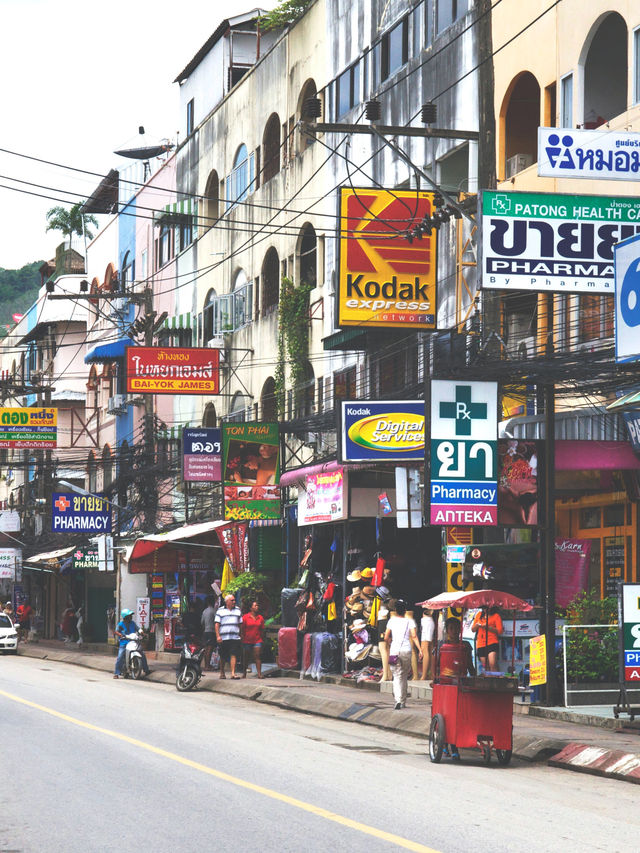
[261,248,280,316]
[121,251,134,286]
[87,452,97,494]
[261,377,278,422]
[227,392,247,423]
[262,113,281,183]
[226,144,254,211]
[203,288,217,342]
[297,79,318,152]
[232,268,252,328]
[204,170,220,226]
[298,223,317,288]
[203,403,217,427]
[102,445,113,491]
[582,13,627,127]
[295,361,315,418]
[501,72,540,178]
[87,366,99,410]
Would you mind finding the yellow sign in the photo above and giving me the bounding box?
[529,634,547,685]
[338,187,437,329]
[0,407,57,448]
[446,560,473,619]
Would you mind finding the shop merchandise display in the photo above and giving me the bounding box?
[343,553,395,680]
[277,626,298,669]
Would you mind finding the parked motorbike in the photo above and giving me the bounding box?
[176,638,205,691]
[122,630,146,679]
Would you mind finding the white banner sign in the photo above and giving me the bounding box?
[0,511,20,532]
[0,548,21,580]
[136,597,150,630]
[538,128,640,181]
[615,234,640,363]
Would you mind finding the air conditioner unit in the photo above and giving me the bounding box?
[506,335,535,360]
[506,153,534,179]
[107,394,128,414]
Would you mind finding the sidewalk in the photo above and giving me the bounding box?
[16,640,640,784]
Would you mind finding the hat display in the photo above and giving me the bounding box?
[360,567,374,579]
[350,618,368,632]
[376,585,390,599]
[378,606,389,619]
[347,570,362,582]
[347,601,364,613]
[345,643,372,662]
[362,585,376,597]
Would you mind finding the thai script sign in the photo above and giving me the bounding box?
[72,546,99,570]
[430,380,497,526]
[482,190,640,293]
[341,400,425,461]
[183,427,222,482]
[0,407,57,448]
[0,548,21,580]
[222,422,280,520]
[299,468,347,525]
[614,233,640,363]
[51,493,112,533]
[620,583,640,683]
[538,128,640,181]
[337,187,436,330]
[126,346,219,394]
[529,634,547,686]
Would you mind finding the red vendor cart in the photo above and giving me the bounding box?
[417,589,534,766]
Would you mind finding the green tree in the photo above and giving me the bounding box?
[45,202,98,246]
[260,0,312,31]
[563,588,618,683]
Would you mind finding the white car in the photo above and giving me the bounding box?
[0,614,18,654]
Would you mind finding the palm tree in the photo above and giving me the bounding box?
[45,202,98,251]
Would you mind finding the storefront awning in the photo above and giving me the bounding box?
[162,312,192,330]
[280,460,372,488]
[85,337,131,364]
[129,520,228,565]
[606,391,640,412]
[23,545,75,567]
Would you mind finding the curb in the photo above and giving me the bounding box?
[15,646,573,764]
[548,743,640,784]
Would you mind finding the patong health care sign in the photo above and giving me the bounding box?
[338,187,436,329]
[341,401,425,462]
[126,346,219,394]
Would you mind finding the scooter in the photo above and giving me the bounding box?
[176,637,205,691]
[122,630,146,679]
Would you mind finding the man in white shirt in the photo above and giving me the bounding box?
[215,594,242,678]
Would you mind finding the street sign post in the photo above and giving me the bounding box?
[614,583,640,719]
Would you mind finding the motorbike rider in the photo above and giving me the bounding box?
[113,609,151,679]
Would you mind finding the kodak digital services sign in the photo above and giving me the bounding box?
[337,187,436,330]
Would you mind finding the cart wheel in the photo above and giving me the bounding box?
[429,714,446,763]
[496,749,512,766]
[481,742,492,765]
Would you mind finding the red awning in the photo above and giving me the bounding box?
[128,520,228,573]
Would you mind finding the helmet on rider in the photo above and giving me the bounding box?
[120,608,134,619]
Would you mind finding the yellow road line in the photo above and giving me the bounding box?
[0,688,440,852]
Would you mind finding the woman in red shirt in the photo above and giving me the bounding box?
[242,600,266,678]
[471,606,503,672]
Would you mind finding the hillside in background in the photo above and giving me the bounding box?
[0,262,43,334]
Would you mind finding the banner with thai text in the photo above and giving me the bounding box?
[126,346,219,394]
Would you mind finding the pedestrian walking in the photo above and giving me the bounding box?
[242,600,265,678]
[215,594,242,679]
[201,596,218,671]
[61,604,76,643]
[75,605,85,646]
[384,599,422,710]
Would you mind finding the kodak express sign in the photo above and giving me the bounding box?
[338,187,437,329]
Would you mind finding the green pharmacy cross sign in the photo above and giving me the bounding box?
[439,386,488,436]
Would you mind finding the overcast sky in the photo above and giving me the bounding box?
[0,0,276,269]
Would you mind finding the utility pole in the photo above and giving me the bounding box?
[544,383,557,705]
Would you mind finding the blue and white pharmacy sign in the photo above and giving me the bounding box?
[51,493,112,533]
[538,128,640,182]
[614,234,640,363]
[430,380,498,526]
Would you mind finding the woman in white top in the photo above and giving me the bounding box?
[420,607,435,680]
[384,600,422,710]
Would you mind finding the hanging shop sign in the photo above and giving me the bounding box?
[538,128,640,181]
[0,548,21,580]
[337,187,437,330]
[126,346,219,394]
[619,583,640,682]
[183,427,222,482]
[72,546,99,571]
[0,407,57,449]
[299,467,347,526]
[217,521,250,574]
[0,510,20,532]
[341,400,425,461]
[222,422,280,520]
[51,493,112,533]
[430,380,498,526]
[136,597,150,630]
[529,634,547,686]
[482,190,640,293]
[498,440,539,526]
[555,538,591,609]
[614,233,640,363]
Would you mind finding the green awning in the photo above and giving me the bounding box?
[162,312,192,330]
[323,327,368,351]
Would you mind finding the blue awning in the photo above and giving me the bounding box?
[84,337,131,364]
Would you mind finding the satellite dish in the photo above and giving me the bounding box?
[114,143,174,160]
